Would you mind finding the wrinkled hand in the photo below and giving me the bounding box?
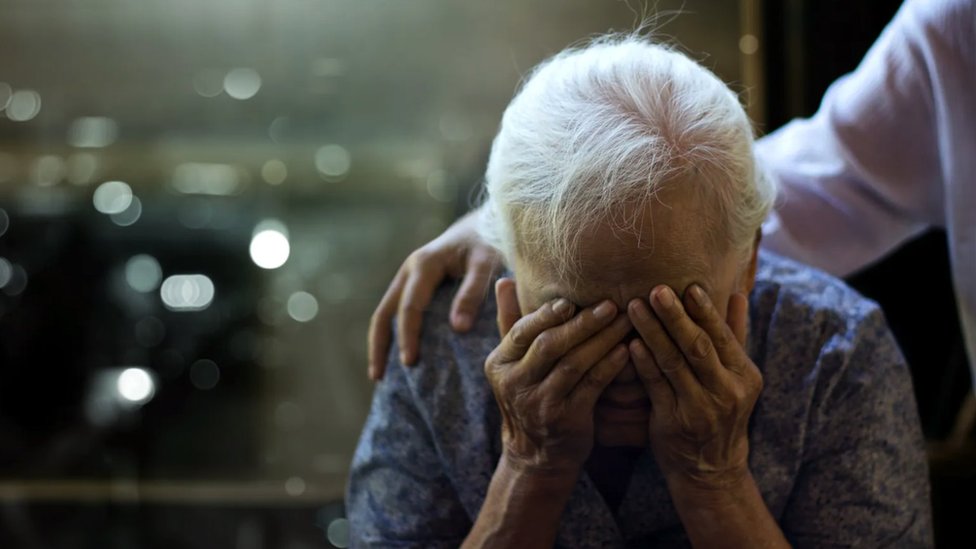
[368,210,503,380]
[486,278,632,476]
[627,284,763,488]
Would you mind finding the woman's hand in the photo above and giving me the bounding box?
[627,284,763,489]
[486,278,632,477]
[368,209,503,380]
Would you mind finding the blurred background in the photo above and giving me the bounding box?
[0,0,971,547]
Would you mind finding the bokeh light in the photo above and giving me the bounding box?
[284,476,306,497]
[116,367,156,404]
[1,264,28,296]
[224,68,262,100]
[6,89,41,122]
[172,163,242,195]
[193,69,226,98]
[92,181,134,215]
[326,518,350,548]
[31,155,65,186]
[0,208,9,237]
[250,228,290,270]
[0,258,12,289]
[110,196,143,226]
[286,291,319,322]
[739,34,759,55]
[261,159,288,185]
[68,117,119,148]
[125,254,163,293]
[160,274,215,311]
[189,359,220,390]
[314,144,351,180]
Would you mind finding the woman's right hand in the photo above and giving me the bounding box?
[485,278,632,477]
[368,209,503,380]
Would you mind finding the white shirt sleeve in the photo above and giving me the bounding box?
[756,0,970,276]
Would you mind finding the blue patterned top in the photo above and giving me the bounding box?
[347,252,932,547]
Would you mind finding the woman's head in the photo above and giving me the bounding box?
[479,35,777,446]
[480,35,775,295]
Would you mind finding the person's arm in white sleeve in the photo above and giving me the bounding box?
[757,0,968,276]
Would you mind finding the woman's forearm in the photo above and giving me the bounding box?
[667,469,791,549]
[463,454,578,549]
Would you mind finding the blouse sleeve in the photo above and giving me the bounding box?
[346,344,471,548]
[757,0,973,276]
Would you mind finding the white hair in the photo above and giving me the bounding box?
[479,34,776,282]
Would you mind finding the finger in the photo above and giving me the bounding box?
[494,296,577,363]
[629,338,675,415]
[517,300,617,383]
[451,249,500,332]
[368,267,407,380]
[648,285,727,391]
[396,257,446,366]
[627,296,700,398]
[541,313,633,396]
[569,343,630,409]
[683,285,749,375]
[494,278,521,338]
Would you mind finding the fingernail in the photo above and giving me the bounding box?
[594,300,615,319]
[654,287,673,308]
[629,299,648,319]
[553,298,572,316]
[690,285,708,308]
[399,351,410,365]
[630,339,648,359]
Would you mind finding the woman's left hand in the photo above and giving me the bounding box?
[626,284,763,490]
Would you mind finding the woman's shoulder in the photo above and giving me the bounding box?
[748,251,909,411]
[748,251,901,387]
[752,250,884,334]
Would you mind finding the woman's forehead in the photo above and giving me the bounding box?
[518,240,722,308]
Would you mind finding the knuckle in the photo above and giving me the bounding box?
[533,332,560,361]
[730,384,749,404]
[659,350,686,373]
[584,368,611,389]
[711,329,733,350]
[409,248,432,265]
[555,358,583,381]
[509,322,530,348]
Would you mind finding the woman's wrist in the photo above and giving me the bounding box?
[496,451,581,498]
[463,453,579,549]
[665,464,753,498]
[665,467,791,548]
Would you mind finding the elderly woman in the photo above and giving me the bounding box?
[347,36,931,547]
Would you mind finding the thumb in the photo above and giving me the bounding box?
[495,277,521,338]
